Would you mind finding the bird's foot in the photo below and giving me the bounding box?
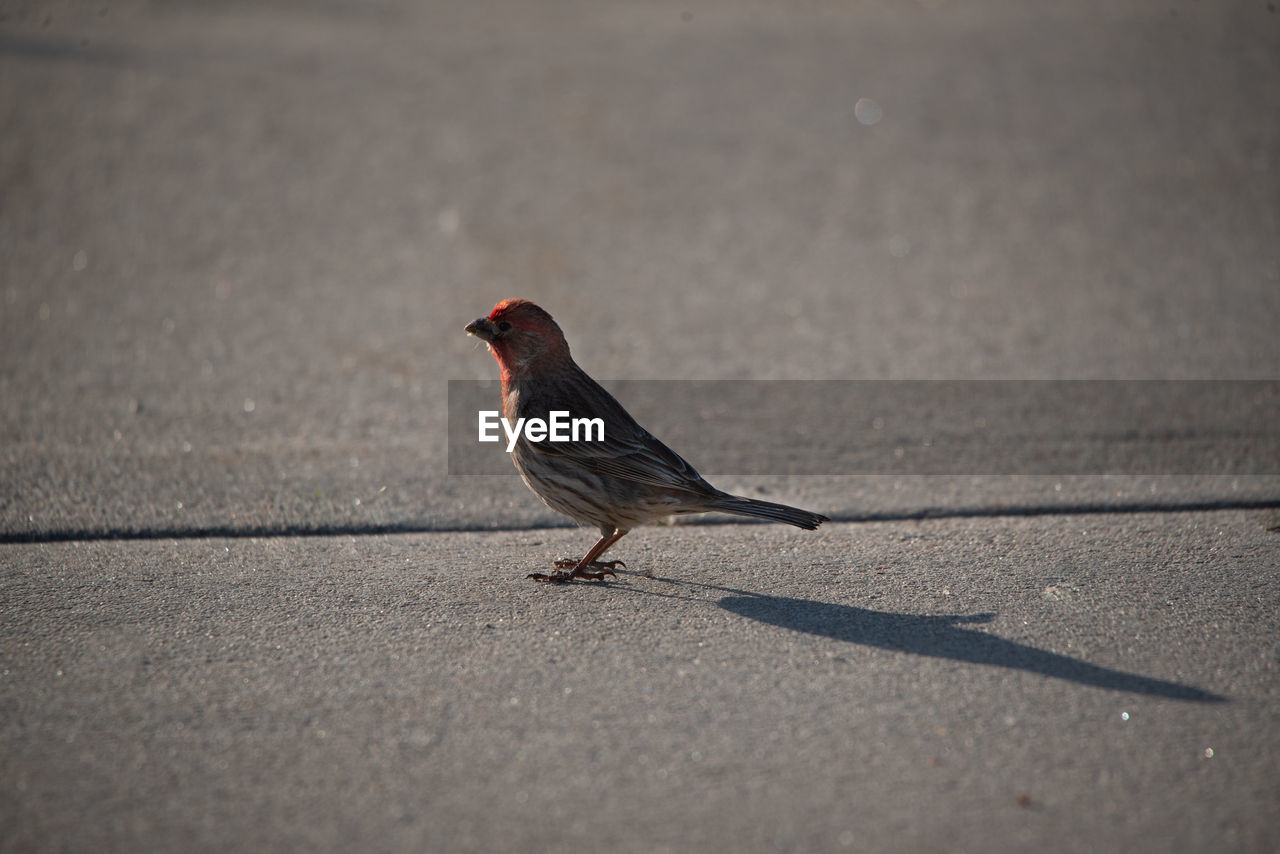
[527,571,567,583]
[553,558,625,572]
[528,560,623,583]
[527,571,577,583]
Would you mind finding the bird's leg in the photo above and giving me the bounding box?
[529,530,627,583]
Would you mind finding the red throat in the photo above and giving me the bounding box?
[490,342,515,390]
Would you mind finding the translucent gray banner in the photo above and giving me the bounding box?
[447,380,1279,476]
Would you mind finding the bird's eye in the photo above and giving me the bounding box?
[497,321,512,332]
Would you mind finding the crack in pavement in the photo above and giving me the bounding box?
[3,498,1278,544]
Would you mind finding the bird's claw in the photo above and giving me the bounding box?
[574,568,617,581]
[528,560,621,583]
[527,571,575,583]
[553,558,625,571]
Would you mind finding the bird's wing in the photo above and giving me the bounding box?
[524,421,711,493]
[514,372,716,494]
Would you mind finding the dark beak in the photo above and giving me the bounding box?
[465,317,496,342]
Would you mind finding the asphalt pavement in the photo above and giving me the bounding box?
[2,2,1278,852]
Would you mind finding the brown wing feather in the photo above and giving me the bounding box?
[508,367,716,496]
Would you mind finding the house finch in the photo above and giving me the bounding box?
[465,299,828,583]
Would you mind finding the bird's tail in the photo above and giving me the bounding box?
[706,494,829,530]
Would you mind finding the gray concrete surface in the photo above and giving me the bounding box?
[3,515,1278,853]
[2,1,1278,851]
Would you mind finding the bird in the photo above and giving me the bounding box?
[465,299,828,582]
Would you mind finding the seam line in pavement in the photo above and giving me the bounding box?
[3,498,1278,544]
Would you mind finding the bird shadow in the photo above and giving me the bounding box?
[631,577,1226,702]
